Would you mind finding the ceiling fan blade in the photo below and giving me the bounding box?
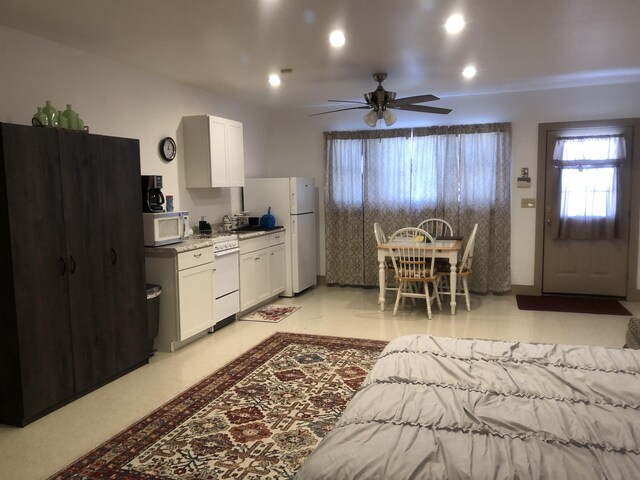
[392,104,452,115]
[327,99,369,105]
[389,94,440,106]
[309,106,371,116]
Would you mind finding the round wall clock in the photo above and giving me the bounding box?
[159,137,177,161]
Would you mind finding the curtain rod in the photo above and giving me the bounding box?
[556,134,624,141]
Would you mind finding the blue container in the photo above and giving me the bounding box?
[259,207,276,228]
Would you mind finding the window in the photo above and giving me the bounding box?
[324,123,512,293]
[553,135,626,239]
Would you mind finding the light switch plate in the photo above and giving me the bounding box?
[521,198,536,208]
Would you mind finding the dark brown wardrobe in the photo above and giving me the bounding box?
[0,122,148,426]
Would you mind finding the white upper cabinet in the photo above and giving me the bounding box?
[183,115,245,188]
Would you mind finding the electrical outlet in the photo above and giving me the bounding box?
[521,198,536,208]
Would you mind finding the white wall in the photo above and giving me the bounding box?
[265,83,640,285]
[3,25,640,288]
[0,26,270,229]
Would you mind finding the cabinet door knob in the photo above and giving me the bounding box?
[69,255,76,274]
[59,257,66,275]
[110,248,118,265]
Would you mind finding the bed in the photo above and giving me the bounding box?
[295,334,640,479]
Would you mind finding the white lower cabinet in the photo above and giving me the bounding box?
[145,245,215,352]
[239,232,286,312]
[178,261,215,341]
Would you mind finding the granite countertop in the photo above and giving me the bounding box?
[144,238,216,256]
[235,227,285,240]
[144,228,285,256]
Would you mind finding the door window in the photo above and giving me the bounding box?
[552,135,626,239]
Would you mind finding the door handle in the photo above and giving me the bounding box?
[110,248,118,265]
[545,218,551,226]
[69,255,76,274]
[59,257,66,275]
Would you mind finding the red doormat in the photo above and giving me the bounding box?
[516,295,632,316]
[48,332,387,479]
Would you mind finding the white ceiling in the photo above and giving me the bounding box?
[2,0,640,115]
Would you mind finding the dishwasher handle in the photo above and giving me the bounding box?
[214,248,240,258]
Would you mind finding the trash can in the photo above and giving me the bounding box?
[146,284,162,356]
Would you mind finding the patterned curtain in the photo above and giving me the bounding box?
[324,134,365,285]
[325,123,512,293]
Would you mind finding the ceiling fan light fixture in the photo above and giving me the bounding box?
[364,110,378,127]
[382,109,397,126]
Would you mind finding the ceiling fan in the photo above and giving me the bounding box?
[311,72,452,127]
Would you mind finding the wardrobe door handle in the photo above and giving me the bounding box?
[69,255,76,274]
[59,257,66,275]
[110,248,118,265]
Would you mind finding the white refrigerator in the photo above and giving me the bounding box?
[243,177,316,297]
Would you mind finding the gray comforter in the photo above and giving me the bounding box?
[296,334,640,479]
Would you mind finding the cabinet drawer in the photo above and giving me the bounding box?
[269,231,285,246]
[239,235,270,254]
[178,246,214,270]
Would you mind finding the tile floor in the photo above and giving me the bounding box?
[1,285,637,480]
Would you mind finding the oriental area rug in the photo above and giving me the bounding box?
[239,305,301,323]
[49,333,387,480]
[516,294,632,316]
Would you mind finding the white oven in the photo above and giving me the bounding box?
[143,211,189,246]
[211,235,240,329]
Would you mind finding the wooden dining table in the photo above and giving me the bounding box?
[376,238,463,315]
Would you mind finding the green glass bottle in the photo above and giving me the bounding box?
[62,104,77,130]
[32,107,48,126]
[58,110,68,128]
[43,100,59,127]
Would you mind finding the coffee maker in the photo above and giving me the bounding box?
[141,175,166,212]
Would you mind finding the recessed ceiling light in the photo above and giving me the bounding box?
[445,14,465,34]
[462,65,477,79]
[268,74,281,87]
[329,30,346,48]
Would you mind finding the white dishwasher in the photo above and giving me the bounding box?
[211,234,240,331]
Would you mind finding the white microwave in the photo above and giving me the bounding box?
[143,211,189,247]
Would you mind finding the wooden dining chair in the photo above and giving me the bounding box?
[374,222,398,300]
[418,218,454,270]
[373,222,387,244]
[438,223,478,311]
[387,227,442,319]
[417,218,453,238]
